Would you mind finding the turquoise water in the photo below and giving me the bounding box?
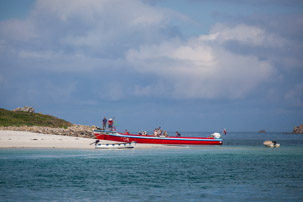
[1,132,303,201]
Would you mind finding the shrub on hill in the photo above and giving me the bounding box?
[0,108,72,128]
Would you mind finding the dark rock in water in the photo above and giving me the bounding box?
[293,124,303,134]
[13,106,35,113]
[258,130,266,133]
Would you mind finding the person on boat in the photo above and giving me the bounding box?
[157,127,162,137]
[153,128,158,136]
[108,118,113,131]
[125,129,129,135]
[102,117,107,131]
[176,131,181,137]
[138,131,142,135]
[142,130,147,135]
[163,130,168,137]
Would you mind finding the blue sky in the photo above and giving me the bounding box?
[0,0,302,132]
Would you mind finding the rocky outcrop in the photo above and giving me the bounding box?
[0,124,97,138]
[13,106,35,113]
[293,124,303,134]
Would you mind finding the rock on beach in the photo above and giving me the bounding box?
[0,124,96,138]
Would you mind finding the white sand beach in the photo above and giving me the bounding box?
[0,130,176,149]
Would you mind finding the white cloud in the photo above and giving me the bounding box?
[0,0,176,70]
[206,24,286,47]
[32,0,169,49]
[126,25,277,99]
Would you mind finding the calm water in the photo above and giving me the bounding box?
[1,132,303,201]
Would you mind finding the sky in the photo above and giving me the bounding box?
[0,0,303,132]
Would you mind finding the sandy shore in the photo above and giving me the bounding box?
[0,130,177,149]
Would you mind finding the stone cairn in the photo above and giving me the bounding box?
[13,106,35,113]
[0,125,97,139]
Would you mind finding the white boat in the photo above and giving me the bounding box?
[95,141,136,149]
[263,140,280,148]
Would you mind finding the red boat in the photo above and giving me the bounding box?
[93,130,223,145]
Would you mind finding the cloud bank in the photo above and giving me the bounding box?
[126,24,278,99]
[0,0,300,101]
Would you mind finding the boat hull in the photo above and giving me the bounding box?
[94,130,223,145]
[95,141,136,149]
[263,140,280,148]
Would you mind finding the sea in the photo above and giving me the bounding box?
[1,132,303,201]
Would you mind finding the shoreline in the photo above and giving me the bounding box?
[0,130,178,149]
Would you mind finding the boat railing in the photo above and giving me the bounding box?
[94,129,117,135]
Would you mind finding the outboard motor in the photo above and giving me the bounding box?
[210,132,221,139]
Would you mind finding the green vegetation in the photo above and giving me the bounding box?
[0,108,72,128]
